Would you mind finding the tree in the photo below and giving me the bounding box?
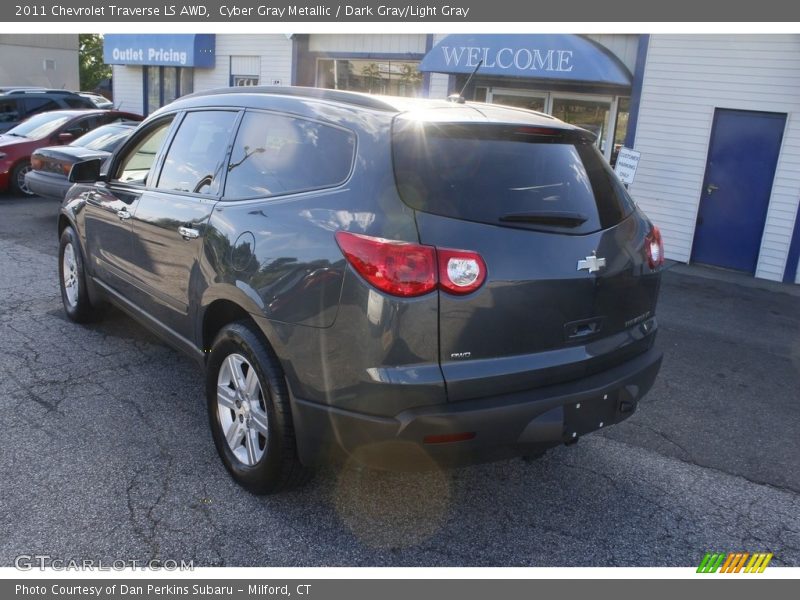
[79,34,111,92]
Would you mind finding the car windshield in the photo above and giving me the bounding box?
[72,125,131,152]
[6,112,72,139]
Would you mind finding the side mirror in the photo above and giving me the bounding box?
[68,158,103,183]
[57,132,75,143]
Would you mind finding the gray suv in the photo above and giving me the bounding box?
[59,87,663,494]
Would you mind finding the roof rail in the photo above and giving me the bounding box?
[182,85,400,112]
[0,87,45,94]
[4,88,75,95]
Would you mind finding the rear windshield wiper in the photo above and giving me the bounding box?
[499,211,588,227]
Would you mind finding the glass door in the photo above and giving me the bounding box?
[487,88,618,162]
[486,88,547,113]
[551,94,613,156]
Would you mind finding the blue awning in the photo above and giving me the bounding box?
[420,34,632,87]
[103,34,215,68]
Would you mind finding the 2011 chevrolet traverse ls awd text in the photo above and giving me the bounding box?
[59,87,663,493]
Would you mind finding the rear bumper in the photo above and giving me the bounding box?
[25,171,70,200]
[292,346,663,470]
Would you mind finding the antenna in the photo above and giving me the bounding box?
[447,59,483,104]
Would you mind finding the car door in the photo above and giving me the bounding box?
[125,109,241,343]
[82,115,177,300]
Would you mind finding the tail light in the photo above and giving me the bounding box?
[437,248,487,295]
[335,231,437,297]
[645,226,664,269]
[335,231,487,298]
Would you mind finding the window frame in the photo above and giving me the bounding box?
[220,108,358,203]
[152,108,243,199]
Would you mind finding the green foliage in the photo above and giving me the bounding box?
[79,34,111,92]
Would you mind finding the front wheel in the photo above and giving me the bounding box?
[206,321,307,494]
[11,161,35,196]
[58,226,96,323]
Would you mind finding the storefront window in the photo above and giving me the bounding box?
[316,59,422,97]
[144,67,195,114]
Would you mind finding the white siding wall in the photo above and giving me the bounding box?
[428,73,451,99]
[194,35,293,91]
[309,34,427,54]
[0,41,79,90]
[426,34,450,99]
[111,64,143,114]
[630,34,800,283]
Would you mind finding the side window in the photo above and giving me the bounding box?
[113,117,174,186]
[22,97,59,116]
[156,111,238,195]
[64,116,97,138]
[224,111,355,200]
[0,99,21,123]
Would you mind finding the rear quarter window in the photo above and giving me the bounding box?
[224,111,355,200]
[64,97,93,109]
[392,121,635,234]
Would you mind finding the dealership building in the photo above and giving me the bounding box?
[104,33,800,285]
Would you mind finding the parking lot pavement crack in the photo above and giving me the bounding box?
[100,376,179,563]
[609,431,800,495]
[124,466,161,560]
[623,421,694,461]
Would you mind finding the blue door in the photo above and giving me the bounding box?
[692,109,786,273]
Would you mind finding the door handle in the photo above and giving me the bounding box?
[117,208,131,220]
[706,183,719,195]
[178,226,200,240]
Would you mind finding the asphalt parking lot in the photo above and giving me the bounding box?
[1,194,798,567]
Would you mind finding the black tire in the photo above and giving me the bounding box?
[58,226,96,323]
[206,321,307,494]
[11,160,35,196]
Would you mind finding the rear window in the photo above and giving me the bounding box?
[392,122,635,233]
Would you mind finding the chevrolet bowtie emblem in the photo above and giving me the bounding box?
[577,253,606,274]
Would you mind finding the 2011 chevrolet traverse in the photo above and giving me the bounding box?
[58,86,663,494]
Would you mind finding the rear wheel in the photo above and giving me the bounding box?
[11,161,34,196]
[206,321,306,494]
[59,226,96,323]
